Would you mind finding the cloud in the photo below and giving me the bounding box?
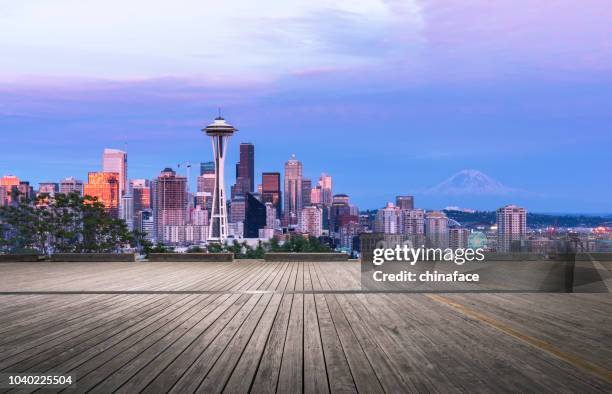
[0,0,423,81]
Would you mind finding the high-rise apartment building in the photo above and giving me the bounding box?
[400,209,425,235]
[396,195,414,210]
[152,168,187,243]
[284,155,303,225]
[84,172,120,218]
[317,173,333,206]
[59,177,84,195]
[496,204,527,252]
[375,202,400,234]
[449,228,470,249]
[262,172,281,219]
[102,149,128,196]
[300,206,323,237]
[426,211,449,248]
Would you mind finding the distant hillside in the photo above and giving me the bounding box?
[444,210,611,228]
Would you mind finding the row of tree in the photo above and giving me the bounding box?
[0,192,147,255]
[196,234,332,259]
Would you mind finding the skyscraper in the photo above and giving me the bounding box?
[244,192,266,238]
[496,204,527,252]
[301,178,312,207]
[284,154,303,226]
[204,116,237,242]
[317,173,333,206]
[396,195,414,210]
[59,177,84,195]
[102,149,128,196]
[237,143,255,194]
[197,164,215,212]
[131,179,150,231]
[200,161,215,176]
[262,172,281,219]
[131,179,151,212]
[152,168,187,243]
[84,172,120,218]
[230,196,246,224]
[120,194,134,231]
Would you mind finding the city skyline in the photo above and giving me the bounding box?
[1,2,611,212]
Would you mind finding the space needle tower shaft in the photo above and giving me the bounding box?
[203,115,237,243]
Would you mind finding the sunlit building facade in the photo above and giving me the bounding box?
[84,172,120,218]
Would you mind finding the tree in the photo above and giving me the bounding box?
[0,192,139,255]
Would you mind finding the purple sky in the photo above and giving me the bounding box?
[1,1,611,212]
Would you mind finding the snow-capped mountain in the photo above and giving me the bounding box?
[426,169,516,195]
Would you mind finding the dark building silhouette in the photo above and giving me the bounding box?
[232,143,255,198]
[261,172,281,219]
[244,192,266,238]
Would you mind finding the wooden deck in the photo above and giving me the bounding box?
[0,260,610,393]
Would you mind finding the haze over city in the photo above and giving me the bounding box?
[1,0,611,212]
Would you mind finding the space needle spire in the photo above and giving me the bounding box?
[203,113,237,243]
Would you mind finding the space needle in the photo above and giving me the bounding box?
[203,114,237,243]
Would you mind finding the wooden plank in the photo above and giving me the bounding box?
[277,293,303,393]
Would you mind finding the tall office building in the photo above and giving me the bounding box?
[197,170,215,212]
[396,195,414,210]
[200,161,215,176]
[375,202,400,234]
[230,196,246,224]
[310,187,321,205]
[261,172,281,219]
[302,178,312,208]
[59,177,84,195]
[131,179,150,232]
[152,168,187,243]
[120,194,134,231]
[84,172,120,218]
[283,155,303,226]
[317,173,333,206]
[426,211,449,248]
[235,143,255,195]
[131,179,151,212]
[300,206,323,237]
[244,192,266,238]
[496,204,527,252]
[102,149,128,196]
[329,194,355,234]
